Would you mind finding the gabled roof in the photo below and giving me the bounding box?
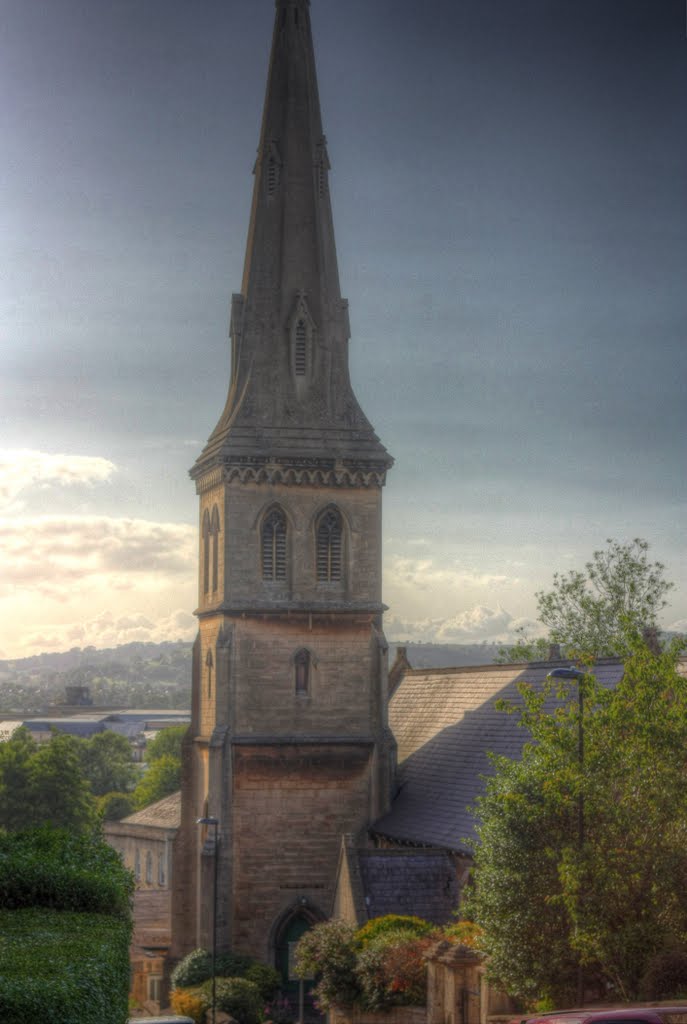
[373,659,627,855]
[119,791,181,830]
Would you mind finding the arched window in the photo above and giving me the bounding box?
[262,508,287,581]
[135,850,141,882]
[206,649,213,699]
[210,505,220,593]
[202,509,211,595]
[158,853,166,887]
[294,319,307,376]
[316,508,343,582]
[294,649,310,695]
[145,851,153,885]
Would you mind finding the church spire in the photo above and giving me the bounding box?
[192,0,392,483]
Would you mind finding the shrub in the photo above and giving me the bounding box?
[355,930,431,1010]
[0,826,134,917]
[356,914,433,948]
[245,961,282,999]
[171,946,268,990]
[295,919,361,1010]
[171,985,209,1024]
[0,907,131,1024]
[439,919,484,950]
[202,976,263,1024]
[641,950,687,1000]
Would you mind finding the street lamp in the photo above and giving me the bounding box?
[547,666,586,1007]
[197,816,220,1024]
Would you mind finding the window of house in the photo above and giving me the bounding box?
[262,508,287,581]
[145,851,153,885]
[316,509,343,582]
[202,509,211,594]
[135,850,141,882]
[210,505,220,592]
[158,853,166,887]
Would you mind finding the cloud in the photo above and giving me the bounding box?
[385,555,516,593]
[0,449,116,509]
[19,608,197,656]
[0,514,195,597]
[385,606,540,644]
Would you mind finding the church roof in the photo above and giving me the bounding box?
[373,659,627,855]
[356,848,460,925]
[192,0,391,482]
[119,790,181,830]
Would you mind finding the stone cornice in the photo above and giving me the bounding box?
[193,456,388,493]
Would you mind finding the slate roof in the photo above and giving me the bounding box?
[120,791,181,830]
[373,658,627,855]
[356,849,459,925]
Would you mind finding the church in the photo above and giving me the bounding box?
[170,0,397,966]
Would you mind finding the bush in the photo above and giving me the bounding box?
[641,950,687,1000]
[0,826,134,917]
[171,946,269,990]
[439,920,484,950]
[356,930,431,1010]
[0,907,131,1024]
[245,961,282,999]
[295,919,361,1010]
[356,914,433,948]
[171,985,209,1024]
[202,976,263,1024]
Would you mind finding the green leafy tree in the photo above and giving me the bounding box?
[133,753,181,809]
[466,634,687,1005]
[98,791,136,821]
[0,729,96,832]
[146,724,187,763]
[499,538,674,662]
[79,730,139,796]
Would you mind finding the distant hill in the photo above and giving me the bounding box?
[0,639,506,715]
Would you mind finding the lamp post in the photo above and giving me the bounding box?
[197,816,220,1024]
[548,666,586,1007]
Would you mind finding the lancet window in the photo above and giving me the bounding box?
[316,508,343,582]
[262,507,287,581]
[294,649,311,695]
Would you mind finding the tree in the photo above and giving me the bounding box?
[0,728,96,832]
[465,634,687,1005]
[499,538,674,662]
[132,753,181,809]
[146,724,187,763]
[79,730,139,797]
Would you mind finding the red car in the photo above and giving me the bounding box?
[520,1008,687,1024]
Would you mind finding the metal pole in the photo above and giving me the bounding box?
[576,676,584,1007]
[212,820,218,1024]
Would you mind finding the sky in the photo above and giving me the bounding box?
[1,0,686,659]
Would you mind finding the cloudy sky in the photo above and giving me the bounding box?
[2,0,686,659]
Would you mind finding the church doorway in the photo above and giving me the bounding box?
[273,905,322,1017]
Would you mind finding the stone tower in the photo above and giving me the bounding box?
[171,0,394,967]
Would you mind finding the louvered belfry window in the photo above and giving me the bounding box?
[317,509,343,582]
[262,508,287,581]
[294,319,307,375]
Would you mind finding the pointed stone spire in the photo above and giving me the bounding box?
[192,0,392,485]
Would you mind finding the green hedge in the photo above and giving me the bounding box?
[0,826,133,917]
[0,908,131,1024]
[0,828,133,1023]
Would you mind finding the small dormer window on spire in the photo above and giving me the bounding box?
[264,141,282,200]
[295,320,307,375]
[289,293,316,388]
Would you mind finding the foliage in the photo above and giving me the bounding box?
[0,826,134,917]
[98,791,136,821]
[264,994,296,1024]
[466,634,687,1004]
[201,976,263,1024]
[170,985,208,1024]
[499,538,674,663]
[132,752,181,809]
[356,929,431,1010]
[79,730,139,796]
[295,919,361,1009]
[440,919,484,950]
[356,914,433,948]
[146,723,188,763]
[640,950,687,1000]
[0,728,97,832]
[0,907,131,1024]
[244,961,282,999]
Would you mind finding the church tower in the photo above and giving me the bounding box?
[171,0,394,966]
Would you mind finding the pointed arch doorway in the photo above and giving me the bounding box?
[273,902,324,1010]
